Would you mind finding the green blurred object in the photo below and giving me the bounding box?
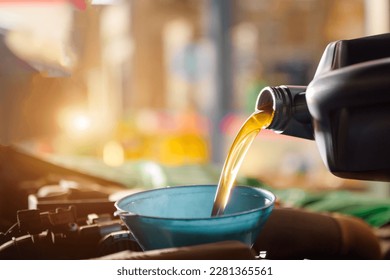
[304,191,390,228]
[44,154,221,189]
[239,177,390,228]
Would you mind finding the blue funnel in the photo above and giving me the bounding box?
[115,185,275,251]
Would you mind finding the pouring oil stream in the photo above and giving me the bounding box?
[211,108,274,216]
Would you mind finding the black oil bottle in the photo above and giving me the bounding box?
[256,33,390,182]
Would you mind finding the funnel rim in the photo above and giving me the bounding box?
[114,184,275,221]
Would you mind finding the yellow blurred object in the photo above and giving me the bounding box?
[102,140,125,167]
[111,110,210,166]
[156,133,209,166]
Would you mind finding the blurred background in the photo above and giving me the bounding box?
[1,0,389,194]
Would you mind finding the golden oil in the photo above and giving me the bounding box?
[211,109,274,216]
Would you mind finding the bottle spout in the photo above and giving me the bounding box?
[256,86,314,140]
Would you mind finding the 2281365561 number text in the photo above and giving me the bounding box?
[209,266,273,276]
